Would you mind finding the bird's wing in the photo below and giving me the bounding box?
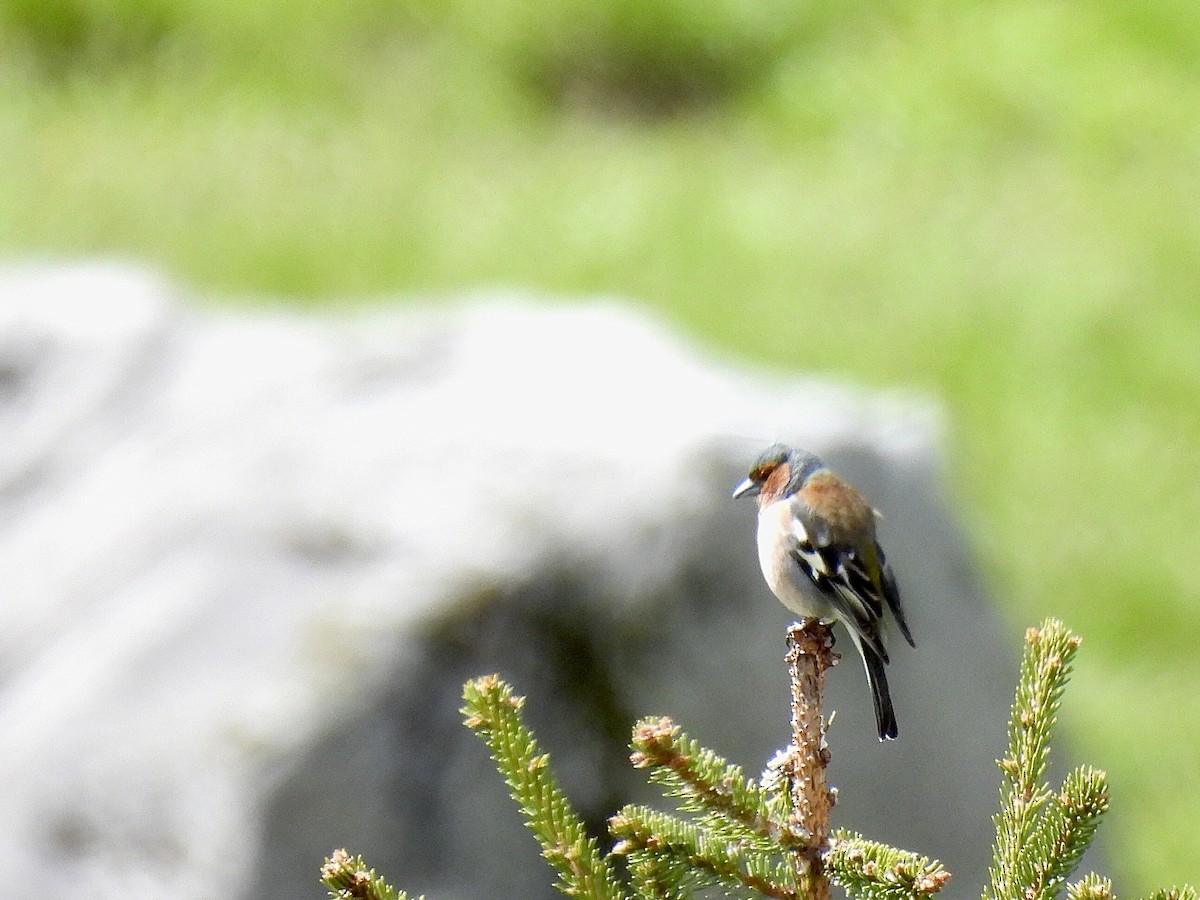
[877,549,916,648]
[786,498,889,660]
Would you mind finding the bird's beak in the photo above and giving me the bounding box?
[732,478,760,500]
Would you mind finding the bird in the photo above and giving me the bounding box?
[733,443,914,740]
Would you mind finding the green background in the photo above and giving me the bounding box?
[4,0,1198,892]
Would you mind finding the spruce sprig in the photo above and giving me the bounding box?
[611,803,799,899]
[985,619,1083,900]
[1066,873,1115,900]
[984,619,1108,900]
[1141,889,1199,900]
[460,674,630,899]
[321,849,418,900]
[826,831,951,900]
[1020,765,1110,900]
[630,716,810,854]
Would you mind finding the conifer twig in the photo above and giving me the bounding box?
[984,619,1085,900]
[629,716,810,851]
[1022,765,1109,900]
[321,849,418,900]
[827,831,951,899]
[611,804,800,899]
[1141,890,1200,900]
[462,675,630,900]
[783,620,838,900]
[1066,873,1114,900]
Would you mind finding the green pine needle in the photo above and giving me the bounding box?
[985,618,1084,900]
[611,803,799,899]
[1007,764,1109,900]
[630,716,810,854]
[980,620,1195,900]
[462,675,630,900]
[1141,889,1199,900]
[320,849,418,900]
[827,831,951,900]
[1066,874,1114,900]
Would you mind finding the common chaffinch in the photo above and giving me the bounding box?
[733,443,915,740]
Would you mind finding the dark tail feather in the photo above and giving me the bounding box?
[862,644,898,741]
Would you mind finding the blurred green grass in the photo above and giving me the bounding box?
[3,0,1199,891]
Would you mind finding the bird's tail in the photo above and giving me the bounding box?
[857,639,898,741]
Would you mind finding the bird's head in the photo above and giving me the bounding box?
[732,443,825,504]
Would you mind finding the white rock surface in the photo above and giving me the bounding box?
[0,264,1019,899]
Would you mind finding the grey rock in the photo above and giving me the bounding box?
[0,264,1019,899]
